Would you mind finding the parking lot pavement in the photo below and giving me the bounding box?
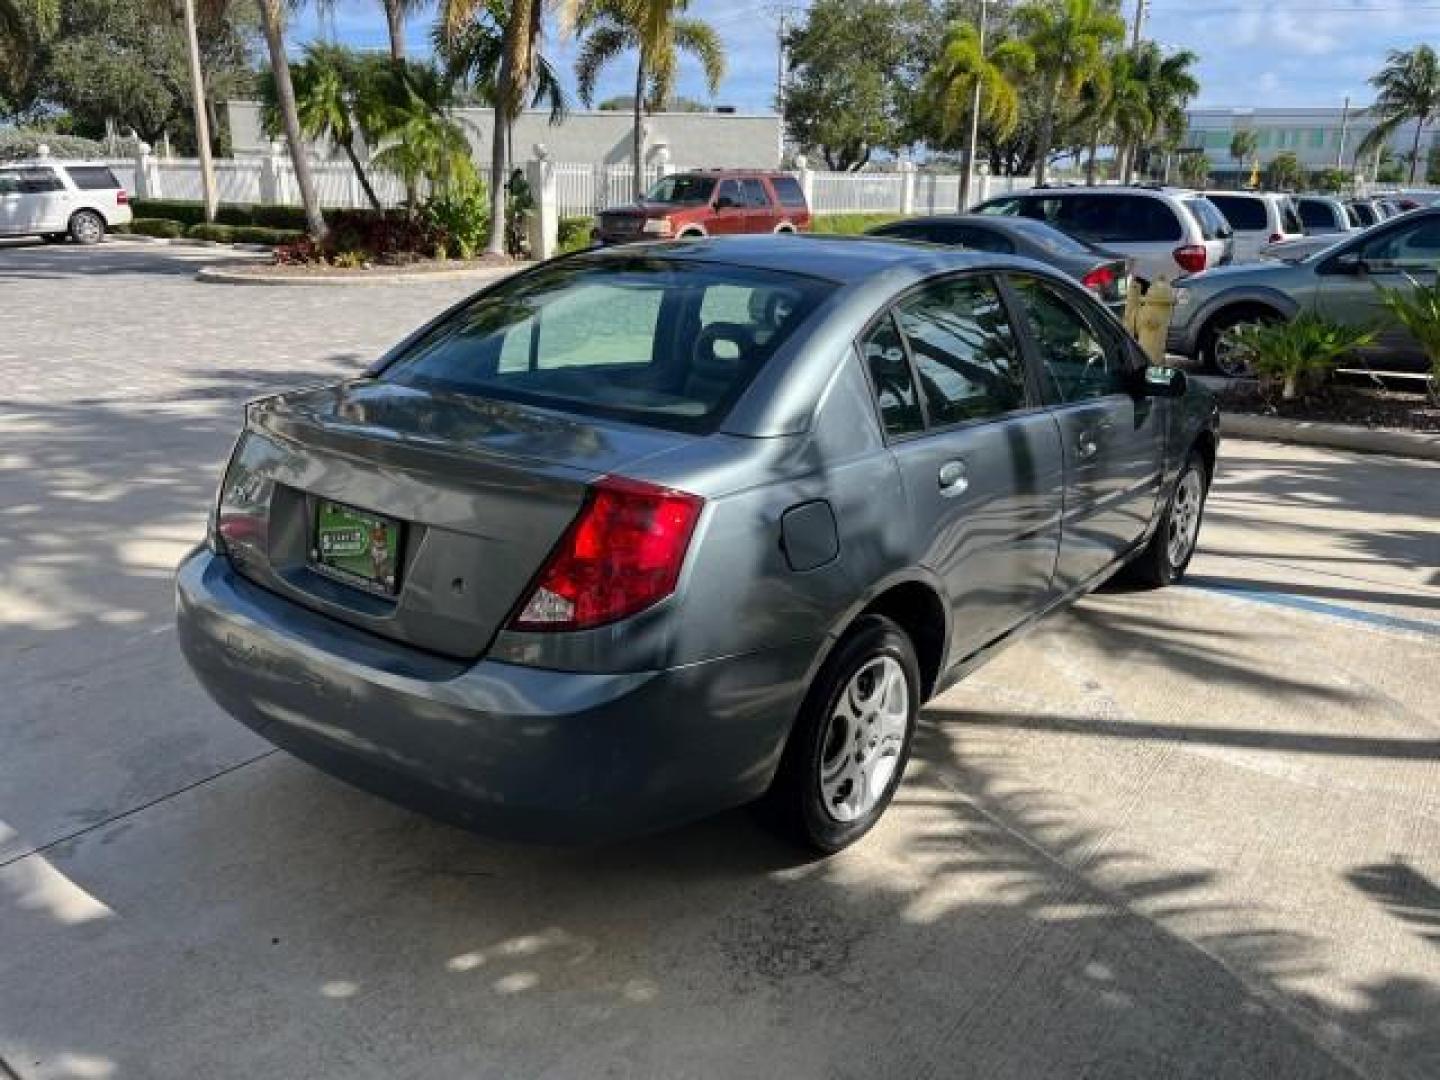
[2,241,1438,1079]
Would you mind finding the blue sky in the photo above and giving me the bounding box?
[293,0,1440,113]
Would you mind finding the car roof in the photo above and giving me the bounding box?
[576,233,1033,284]
[1008,184,1197,198]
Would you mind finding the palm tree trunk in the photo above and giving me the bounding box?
[1033,81,1058,185]
[341,139,383,211]
[257,0,326,240]
[485,51,514,256]
[1410,120,1425,185]
[1085,131,1099,185]
[384,0,405,61]
[633,55,646,194]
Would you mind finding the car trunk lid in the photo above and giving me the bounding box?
[218,380,692,659]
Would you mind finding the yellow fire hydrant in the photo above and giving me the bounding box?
[1123,277,1176,364]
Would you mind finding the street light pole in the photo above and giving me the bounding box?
[1336,94,1351,170]
[958,0,988,211]
[180,0,218,224]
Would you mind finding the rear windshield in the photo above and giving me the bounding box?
[1206,194,1267,231]
[378,258,829,433]
[1186,197,1234,240]
[644,175,716,205]
[64,165,121,190]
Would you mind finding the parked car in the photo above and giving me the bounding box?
[1293,194,1356,236]
[1347,199,1386,228]
[1169,206,1440,375]
[864,214,1132,311]
[0,159,131,244]
[176,235,1219,852]
[972,185,1233,281]
[594,170,810,244]
[1202,191,1303,262]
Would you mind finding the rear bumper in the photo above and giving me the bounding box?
[175,548,817,843]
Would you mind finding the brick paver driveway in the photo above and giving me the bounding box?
[2,240,1438,1080]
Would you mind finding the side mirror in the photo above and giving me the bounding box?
[1137,365,1186,398]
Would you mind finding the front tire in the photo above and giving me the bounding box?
[763,615,920,853]
[1200,308,1278,377]
[69,210,105,246]
[1125,450,1209,588]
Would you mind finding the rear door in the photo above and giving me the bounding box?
[1005,273,1165,591]
[740,177,775,233]
[709,178,748,235]
[859,274,1065,660]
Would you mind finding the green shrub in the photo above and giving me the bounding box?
[187,223,237,243]
[420,185,490,258]
[1226,313,1376,400]
[128,218,185,239]
[130,199,209,227]
[233,226,304,246]
[558,215,595,254]
[811,213,906,235]
[129,200,316,232]
[249,204,312,231]
[216,205,256,227]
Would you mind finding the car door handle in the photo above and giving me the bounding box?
[937,459,969,496]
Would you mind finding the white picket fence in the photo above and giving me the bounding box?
[107,151,1035,218]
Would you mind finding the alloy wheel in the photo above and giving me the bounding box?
[819,656,909,823]
[1167,467,1205,568]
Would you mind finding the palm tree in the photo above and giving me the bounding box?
[378,0,424,60]
[922,22,1034,201]
[1075,48,1148,185]
[1125,42,1198,182]
[574,0,724,180]
[1358,45,1440,185]
[1229,128,1258,181]
[260,44,385,211]
[257,0,327,238]
[370,62,479,199]
[1013,0,1125,185]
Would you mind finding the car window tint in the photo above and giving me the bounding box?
[770,175,807,208]
[1009,276,1126,403]
[7,166,62,193]
[64,165,121,190]
[1207,195,1267,231]
[859,313,924,437]
[1361,218,1440,270]
[716,179,744,208]
[1298,199,1335,229]
[892,277,1028,426]
[1053,195,1182,243]
[382,259,827,434]
[975,197,1022,216]
[741,178,770,207]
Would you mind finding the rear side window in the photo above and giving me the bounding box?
[741,178,770,208]
[3,166,62,193]
[859,314,924,437]
[892,277,1029,425]
[64,165,121,190]
[1187,198,1233,240]
[770,175,807,208]
[1008,276,1127,403]
[381,258,828,433]
[1207,195,1267,231]
[1052,195,1182,243]
[1298,199,1336,229]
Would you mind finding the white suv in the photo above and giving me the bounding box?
[0,159,132,244]
[972,185,1233,281]
[1202,191,1304,262]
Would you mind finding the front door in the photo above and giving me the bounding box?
[859,274,1065,663]
[740,177,775,233]
[1004,274,1166,592]
[1314,215,1440,369]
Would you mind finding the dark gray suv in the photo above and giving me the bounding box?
[176,236,1220,852]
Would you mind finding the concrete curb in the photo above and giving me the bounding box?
[110,234,271,253]
[195,263,522,287]
[1222,411,1440,460]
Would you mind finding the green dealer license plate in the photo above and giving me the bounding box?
[312,499,402,595]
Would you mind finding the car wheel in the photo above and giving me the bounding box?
[1124,450,1209,588]
[69,210,105,246]
[1201,309,1277,377]
[763,615,920,853]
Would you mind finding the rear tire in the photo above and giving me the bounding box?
[762,615,920,854]
[69,210,105,246]
[1124,450,1209,588]
[1200,308,1279,377]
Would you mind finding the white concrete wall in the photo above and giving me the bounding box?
[225,102,782,169]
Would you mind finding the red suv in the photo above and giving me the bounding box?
[595,170,812,244]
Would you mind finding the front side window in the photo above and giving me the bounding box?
[381,258,828,432]
[4,166,62,193]
[770,175,807,208]
[892,277,1029,426]
[741,178,770,208]
[715,179,744,209]
[1009,276,1127,403]
[644,175,715,205]
[859,314,924,437]
[1360,217,1440,271]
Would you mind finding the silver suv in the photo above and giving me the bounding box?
[1203,191,1304,262]
[973,185,1234,282]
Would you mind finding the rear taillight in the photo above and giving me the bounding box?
[1173,244,1208,274]
[510,476,704,632]
[1081,265,1115,292]
[116,189,129,205]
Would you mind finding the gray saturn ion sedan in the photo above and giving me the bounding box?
[176,235,1220,853]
